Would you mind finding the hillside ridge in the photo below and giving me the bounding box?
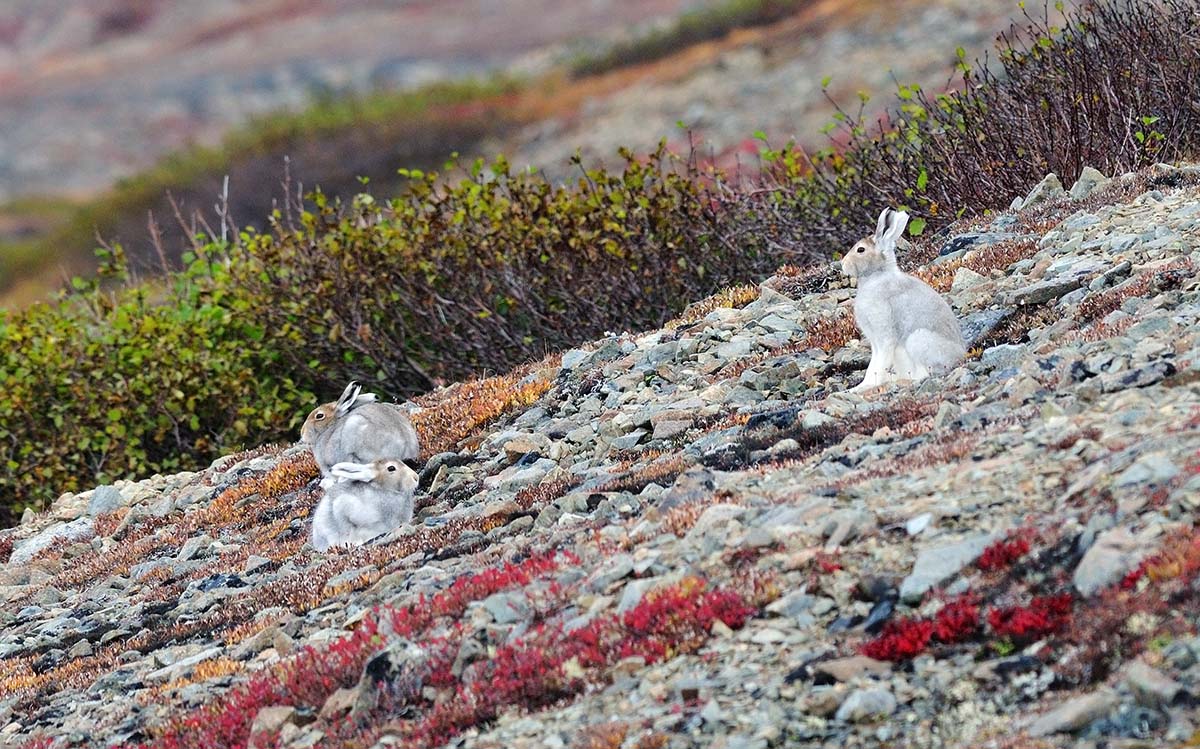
[1,163,1199,747]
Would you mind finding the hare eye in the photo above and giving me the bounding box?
[856,247,866,254]
[314,413,325,420]
[387,465,397,472]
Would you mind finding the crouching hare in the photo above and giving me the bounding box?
[300,381,420,474]
[842,208,967,392]
[311,459,419,551]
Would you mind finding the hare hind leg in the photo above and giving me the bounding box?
[892,344,929,382]
[905,329,966,375]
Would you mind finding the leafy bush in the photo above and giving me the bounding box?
[757,0,1200,250]
[230,145,786,396]
[0,249,312,524]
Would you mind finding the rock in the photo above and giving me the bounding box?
[651,420,691,441]
[951,267,987,293]
[1028,690,1119,736]
[353,640,428,716]
[10,517,94,565]
[145,647,224,683]
[815,657,892,683]
[905,513,933,536]
[87,486,123,518]
[248,705,296,746]
[1113,452,1179,487]
[502,434,551,462]
[1018,172,1066,211]
[899,533,994,603]
[1008,272,1090,306]
[1125,660,1184,707]
[1069,167,1111,200]
[481,591,531,625]
[176,534,213,562]
[617,577,662,614]
[835,688,896,722]
[1073,527,1149,596]
[560,348,593,370]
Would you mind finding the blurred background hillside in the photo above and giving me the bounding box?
[0,0,1025,307]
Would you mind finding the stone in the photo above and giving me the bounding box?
[87,486,123,518]
[481,591,531,625]
[248,705,296,746]
[835,688,896,722]
[1018,172,1066,211]
[899,533,994,603]
[10,517,94,565]
[1069,166,1111,200]
[1113,452,1179,487]
[951,267,987,293]
[1073,527,1149,596]
[651,420,691,441]
[1028,690,1119,736]
[815,656,892,683]
[1125,660,1184,707]
[617,578,662,614]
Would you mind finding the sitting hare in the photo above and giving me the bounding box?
[842,208,966,392]
[311,459,419,551]
[300,381,420,474]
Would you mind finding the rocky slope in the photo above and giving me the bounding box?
[2,164,1200,748]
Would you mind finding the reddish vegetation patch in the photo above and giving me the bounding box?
[136,551,571,749]
[861,596,980,661]
[932,598,981,643]
[987,594,1073,643]
[861,619,934,661]
[977,533,1032,572]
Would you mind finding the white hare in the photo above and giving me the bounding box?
[842,208,966,392]
[311,459,419,551]
[300,381,420,474]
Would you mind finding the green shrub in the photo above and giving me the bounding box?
[0,247,312,523]
[754,0,1200,251]
[231,145,783,397]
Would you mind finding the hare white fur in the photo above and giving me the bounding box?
[311,458,419,551]
[300,382,420,474]
[842,208,967,392]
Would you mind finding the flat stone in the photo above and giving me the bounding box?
[87,486,124,518]
[835,688,896,722]
[1028,690,1119,736]
[815,657,892,683]
[481,591,531,625]
[10,517,94,565]
[900,533,994,603]
[1113,452,1179,487]
[1125,660,1184,707]
[1074,527,1149,596]
[651,420,691,441]
[1008,272,1090,306]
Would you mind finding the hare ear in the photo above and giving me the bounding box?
[883,210,910,243]
[330,461,376,482]
[334,381,362,417]
[873,208,892,242]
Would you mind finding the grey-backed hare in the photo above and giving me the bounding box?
[300,381,420,474]
[842,208,967,392]
[311,459,419,551]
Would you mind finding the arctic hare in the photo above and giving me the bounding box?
[300,381,420,474]
[842,208,966,392]
[311,459,418,551]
